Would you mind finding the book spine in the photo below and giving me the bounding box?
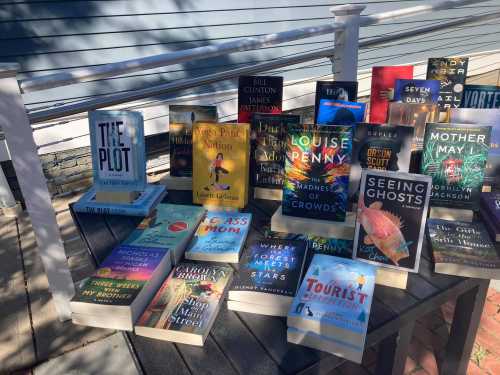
[73,204,150,216]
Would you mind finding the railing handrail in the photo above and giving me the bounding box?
[19,0,488,94]
[28,8,500,124]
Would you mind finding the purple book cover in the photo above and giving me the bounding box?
[481,193,500,228]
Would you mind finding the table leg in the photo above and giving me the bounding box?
[441,280,489,375]
[375,321,415,375]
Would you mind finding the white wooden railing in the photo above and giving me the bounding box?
[0,0,498,320]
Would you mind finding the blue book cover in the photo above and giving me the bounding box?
[185,211,252,262]
[316,99,366,125]
[89,110,146,192]
[462,84,500,109]
[288,255,376,361]
[73,184,166,216]
[394,79,440,104]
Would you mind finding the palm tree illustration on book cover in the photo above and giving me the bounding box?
[282,124,352,222]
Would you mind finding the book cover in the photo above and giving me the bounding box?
[314,81,358,123]
[353,170,432,272]
[481,192,500,227]
[238,75,283,123]
[288,254,376,362]
[369,66,414,123]
[450,108,500,188]
[169,105,218,177]
[426,57,469,114]
[89,110,146,192]
[231,239,308,297]
[186,211,252,258]
[73,184,167,216]
[72,277,145,306]
[192,123,250,208]
[421,123,491,210]
[394,79,440,104]
[461,84,500,109]
[251,113,300,189]
[427,219,500,271]
[136,262,232,340]
[282,124,353,222]
[316,99,366,125]
[349,124,414,205]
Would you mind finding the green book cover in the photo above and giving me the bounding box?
[72,277,145,306]
[421,123,491,210]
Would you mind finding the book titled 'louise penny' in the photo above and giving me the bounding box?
[192,123,250,208]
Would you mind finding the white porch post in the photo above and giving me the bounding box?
[330,5,366,81]
[0,63,74,320]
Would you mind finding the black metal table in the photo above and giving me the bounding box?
[70,190,489,375]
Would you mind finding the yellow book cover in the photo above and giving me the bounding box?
[193,123,250,208]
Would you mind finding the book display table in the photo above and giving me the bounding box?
[70,190,489,375]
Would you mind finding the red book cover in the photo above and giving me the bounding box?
[369,66,414,123]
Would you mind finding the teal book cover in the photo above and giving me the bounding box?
[186,211,252,256]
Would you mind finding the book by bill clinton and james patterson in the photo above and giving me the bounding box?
[238,75,283,123]
[314,81,358,123]
[282,124,353,222]
[316,99,366,125]
[353,169,432,272]
[393,79,440,104]
[192,122,250,208]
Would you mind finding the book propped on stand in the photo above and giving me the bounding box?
[70,245,172,331]
[228,239,308,316]
[480,192,500,242]
[287,255,376,363]
[427,219,500,279]
[135,262,232,346]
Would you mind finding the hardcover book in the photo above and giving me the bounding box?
[192,122,250,208]
[123,204,206,265]
[481,192,500,226]
[251,113,300,191]
[314,81,358,123]
[238,75,283,123]
[135,262,233,346]
[426,57,469,116]
[450,108,500,188]
[393,79,440,104]
[89,110,146,192]
[185,211,252,263]
[353,169,432,272]
[461,84,500,109]
[421,123,491,210]
[287,254,376,363]
[427,219,500,279]
[369,66,414,123]
[349,124,414,206]
[73,184,167,216]
[316,99,366,125]
[282,124,353,222]
[169,105,218,177]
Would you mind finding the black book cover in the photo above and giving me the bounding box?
[314,81,358,123]
[238,75,283,124]
[251,113,300,189]
[231,239,308,297]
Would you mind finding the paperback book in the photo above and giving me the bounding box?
[349,124,414,206]
[238,75,283,123]
[427,219,500,279]
[251,113,300,192]
[89,110,146,192]
[185,211,252,263]
[135,262,233,346]
[461,84,500,109]
[73,184,166,216]
[192,122,250,208]
[282,124,353,222]
[369,66,414,123]
[169,105,218,177]
[353,169,432,272]
[123,204,206,265]
[393,79,440,104]
[314,81,358,123]
[287,254,376,363]
[316,99,366,125]
[421,123,491,210]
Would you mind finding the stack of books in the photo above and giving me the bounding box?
[287,254,376,364]
[481,192,500,242]
[228,239,308,316]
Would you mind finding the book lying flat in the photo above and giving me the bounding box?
[227,300,290,317]
[135,262,233,346]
